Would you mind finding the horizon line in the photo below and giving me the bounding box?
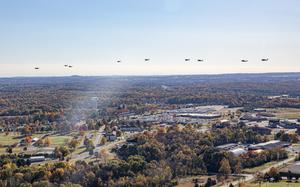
[1,71,300,79]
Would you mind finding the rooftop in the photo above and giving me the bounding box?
[280,161,300,175]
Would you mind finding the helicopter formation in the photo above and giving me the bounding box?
[241,58,269,63]
[113,58,268,63]
[33,58,270,70]
[34,65,73,70]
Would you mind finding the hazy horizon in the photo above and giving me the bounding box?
[1,71,300,79]
[1,0,300,76]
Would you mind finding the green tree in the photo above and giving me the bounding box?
[128,155,147,173]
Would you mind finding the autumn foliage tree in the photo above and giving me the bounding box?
[218,158,231,180]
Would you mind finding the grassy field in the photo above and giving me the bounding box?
[245,181,300,187]
[243,161,278,174]
[48,135,72,147]
[0,147,23,154]
[0,133,22,146]
[269,108,300,119]
[0,133,43,146]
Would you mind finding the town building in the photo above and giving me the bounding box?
[254,108,267,113]
[268,119,280,128]
[119,125,142,132]
[29,156,45,163]
[177,113,221,119]
[216,143,239,151]
[248,140,290,150]
[105,133,117,141]
[280,120,300,129]
[229,148,247,157]
[280,161,300,179]
[250,126,272,135]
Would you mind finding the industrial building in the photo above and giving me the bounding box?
[119,125,142,132]
[248,140,290,150]
[216,143,239,151]
[216,143,248,157]
[29,156,45,163]
[280,161,300,179]
[177,113,221,119]
[229,148,247,157]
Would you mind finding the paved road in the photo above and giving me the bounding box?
[71,139,125,162]
[71,129,132,162]
[71,125,108,161]
[95,139,125,154]
[94,126,105,147]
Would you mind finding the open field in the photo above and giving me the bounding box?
[48,135,72,147]
[243,161,279,174]
[0,147,23,154]
[0,133,22,146]
[269,108,300,119]
[0,133,44,146]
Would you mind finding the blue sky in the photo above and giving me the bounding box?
[0,0,300,76]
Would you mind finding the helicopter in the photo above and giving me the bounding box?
[261,58,269,62]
